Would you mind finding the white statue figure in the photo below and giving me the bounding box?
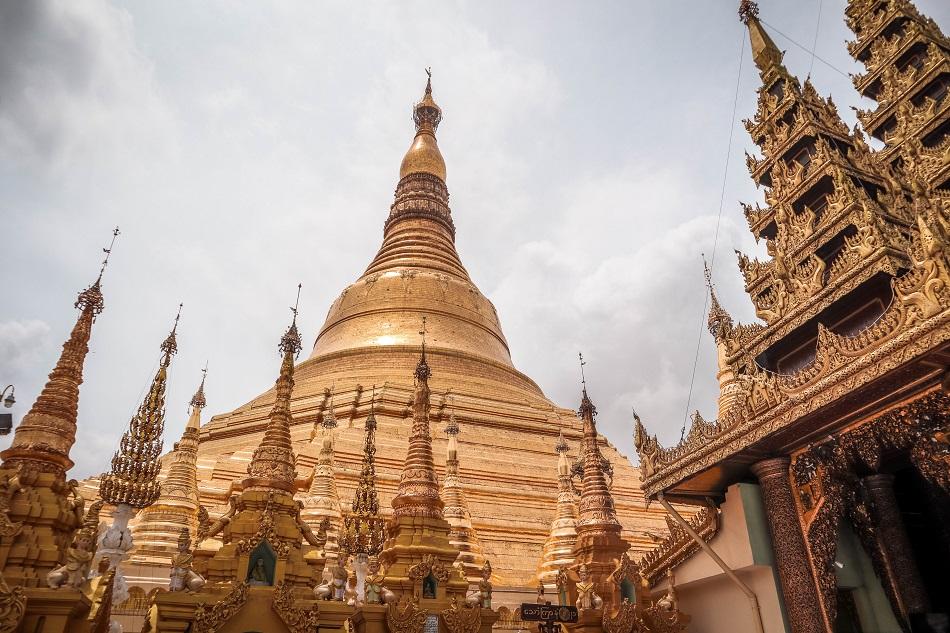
[330,558,348,601]
[169,528,206,592]
[345,569,361,607]
[47,532,95,589]
[314,564,334,600]
[575,564,603,611]
[364,556,395,605]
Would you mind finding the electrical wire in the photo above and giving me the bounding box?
[680,30,746,442]
[760,18,851,79]
[808,0,824,78]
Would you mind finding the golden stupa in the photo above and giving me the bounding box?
[121,72,673,607]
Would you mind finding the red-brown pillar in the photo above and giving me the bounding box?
[862,473,930,618]
[751,457,826,633]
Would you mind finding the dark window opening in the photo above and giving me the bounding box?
[893,464,950,615]
[768,78,786,101]
[793,175,833,219]
[896,42,928,74]
[755,272,893,374]
[923,118,950,149]
[759,221,778,242]
[911,73,950,109]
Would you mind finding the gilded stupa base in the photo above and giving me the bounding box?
[0,469,82,588]
[197,490,322,591]
[379,513,469,603]
[16,586,92,633]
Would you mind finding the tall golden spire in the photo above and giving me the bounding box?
[244,285,302,493]
[301,381,343,560]
[160,366,206,504]
[537,427,579,589]
[99,304,181,509]
[391,317,444,518]
[0,227,118,474]
[441,403,485,580]
[370,69,461,277]
[570,354,628,613]
[738,1,786,80]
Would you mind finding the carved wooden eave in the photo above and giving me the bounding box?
[851,26,947,95]
[858,57,950,139]
[846,0,940,59]
[636,506,720,587]
[738,245,911,357]
[638,258,950,498]
[192,582,249,633]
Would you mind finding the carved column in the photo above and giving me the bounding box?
[751,457,826,633]
[862,474,930,618]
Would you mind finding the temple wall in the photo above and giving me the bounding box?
[652,484,788,633]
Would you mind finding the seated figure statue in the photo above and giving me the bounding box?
[314,563,334,600]
[169,528,206,592]
[345,569,361,607]
[575,564,603,612]
[364,555,396,605]
[330,558,348,601]
[47,532,95,589]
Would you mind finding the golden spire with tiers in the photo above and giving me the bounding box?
[244,287,303,493]
[194,286,324,592]
[0,228,117,588]
[441,405,486,582]
[569,356,628,614]
[537,428,579,591]
[379,316,469,603]
[390,317,444,518]
[0,228,117,477]
[703,260,741,418]
[99,305,180,509]
[301,385,343,562]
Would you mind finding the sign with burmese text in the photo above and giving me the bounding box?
[520,604,578,623]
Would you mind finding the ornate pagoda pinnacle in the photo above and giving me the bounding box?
[441,405,485,580]
[399,67,445,182]
[537,426,579,589]
[99,304,181,509]
[339,385,386,558]
[391,319,443,518]
[739,1,786,80]
[570,357,628,612]
[301,392,343,561]
[160,367,206,505]
[704,258,733,343]
[244,285,302,493]
[0,227,118,475]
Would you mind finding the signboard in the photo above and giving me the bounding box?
[424,614,439,633]
[520,604,579,623]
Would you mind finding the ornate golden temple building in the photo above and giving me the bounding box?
[636,1,950,632]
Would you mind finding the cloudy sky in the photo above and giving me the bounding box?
[3,0,948,479]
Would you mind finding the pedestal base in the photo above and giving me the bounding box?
[19,587,92,633]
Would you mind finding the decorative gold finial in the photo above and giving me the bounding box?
[413,68,442,133]
[244,285,303,490]
[578,353,596,419]
[415,315,431,381]
[190,363,208,411]
[738,0,759,24]
[703,255,733,339]
[99,306,181,508]
[76,227,119,315]
[555,427,569,454]
[280,284,303,358]
[445,397,459,437]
